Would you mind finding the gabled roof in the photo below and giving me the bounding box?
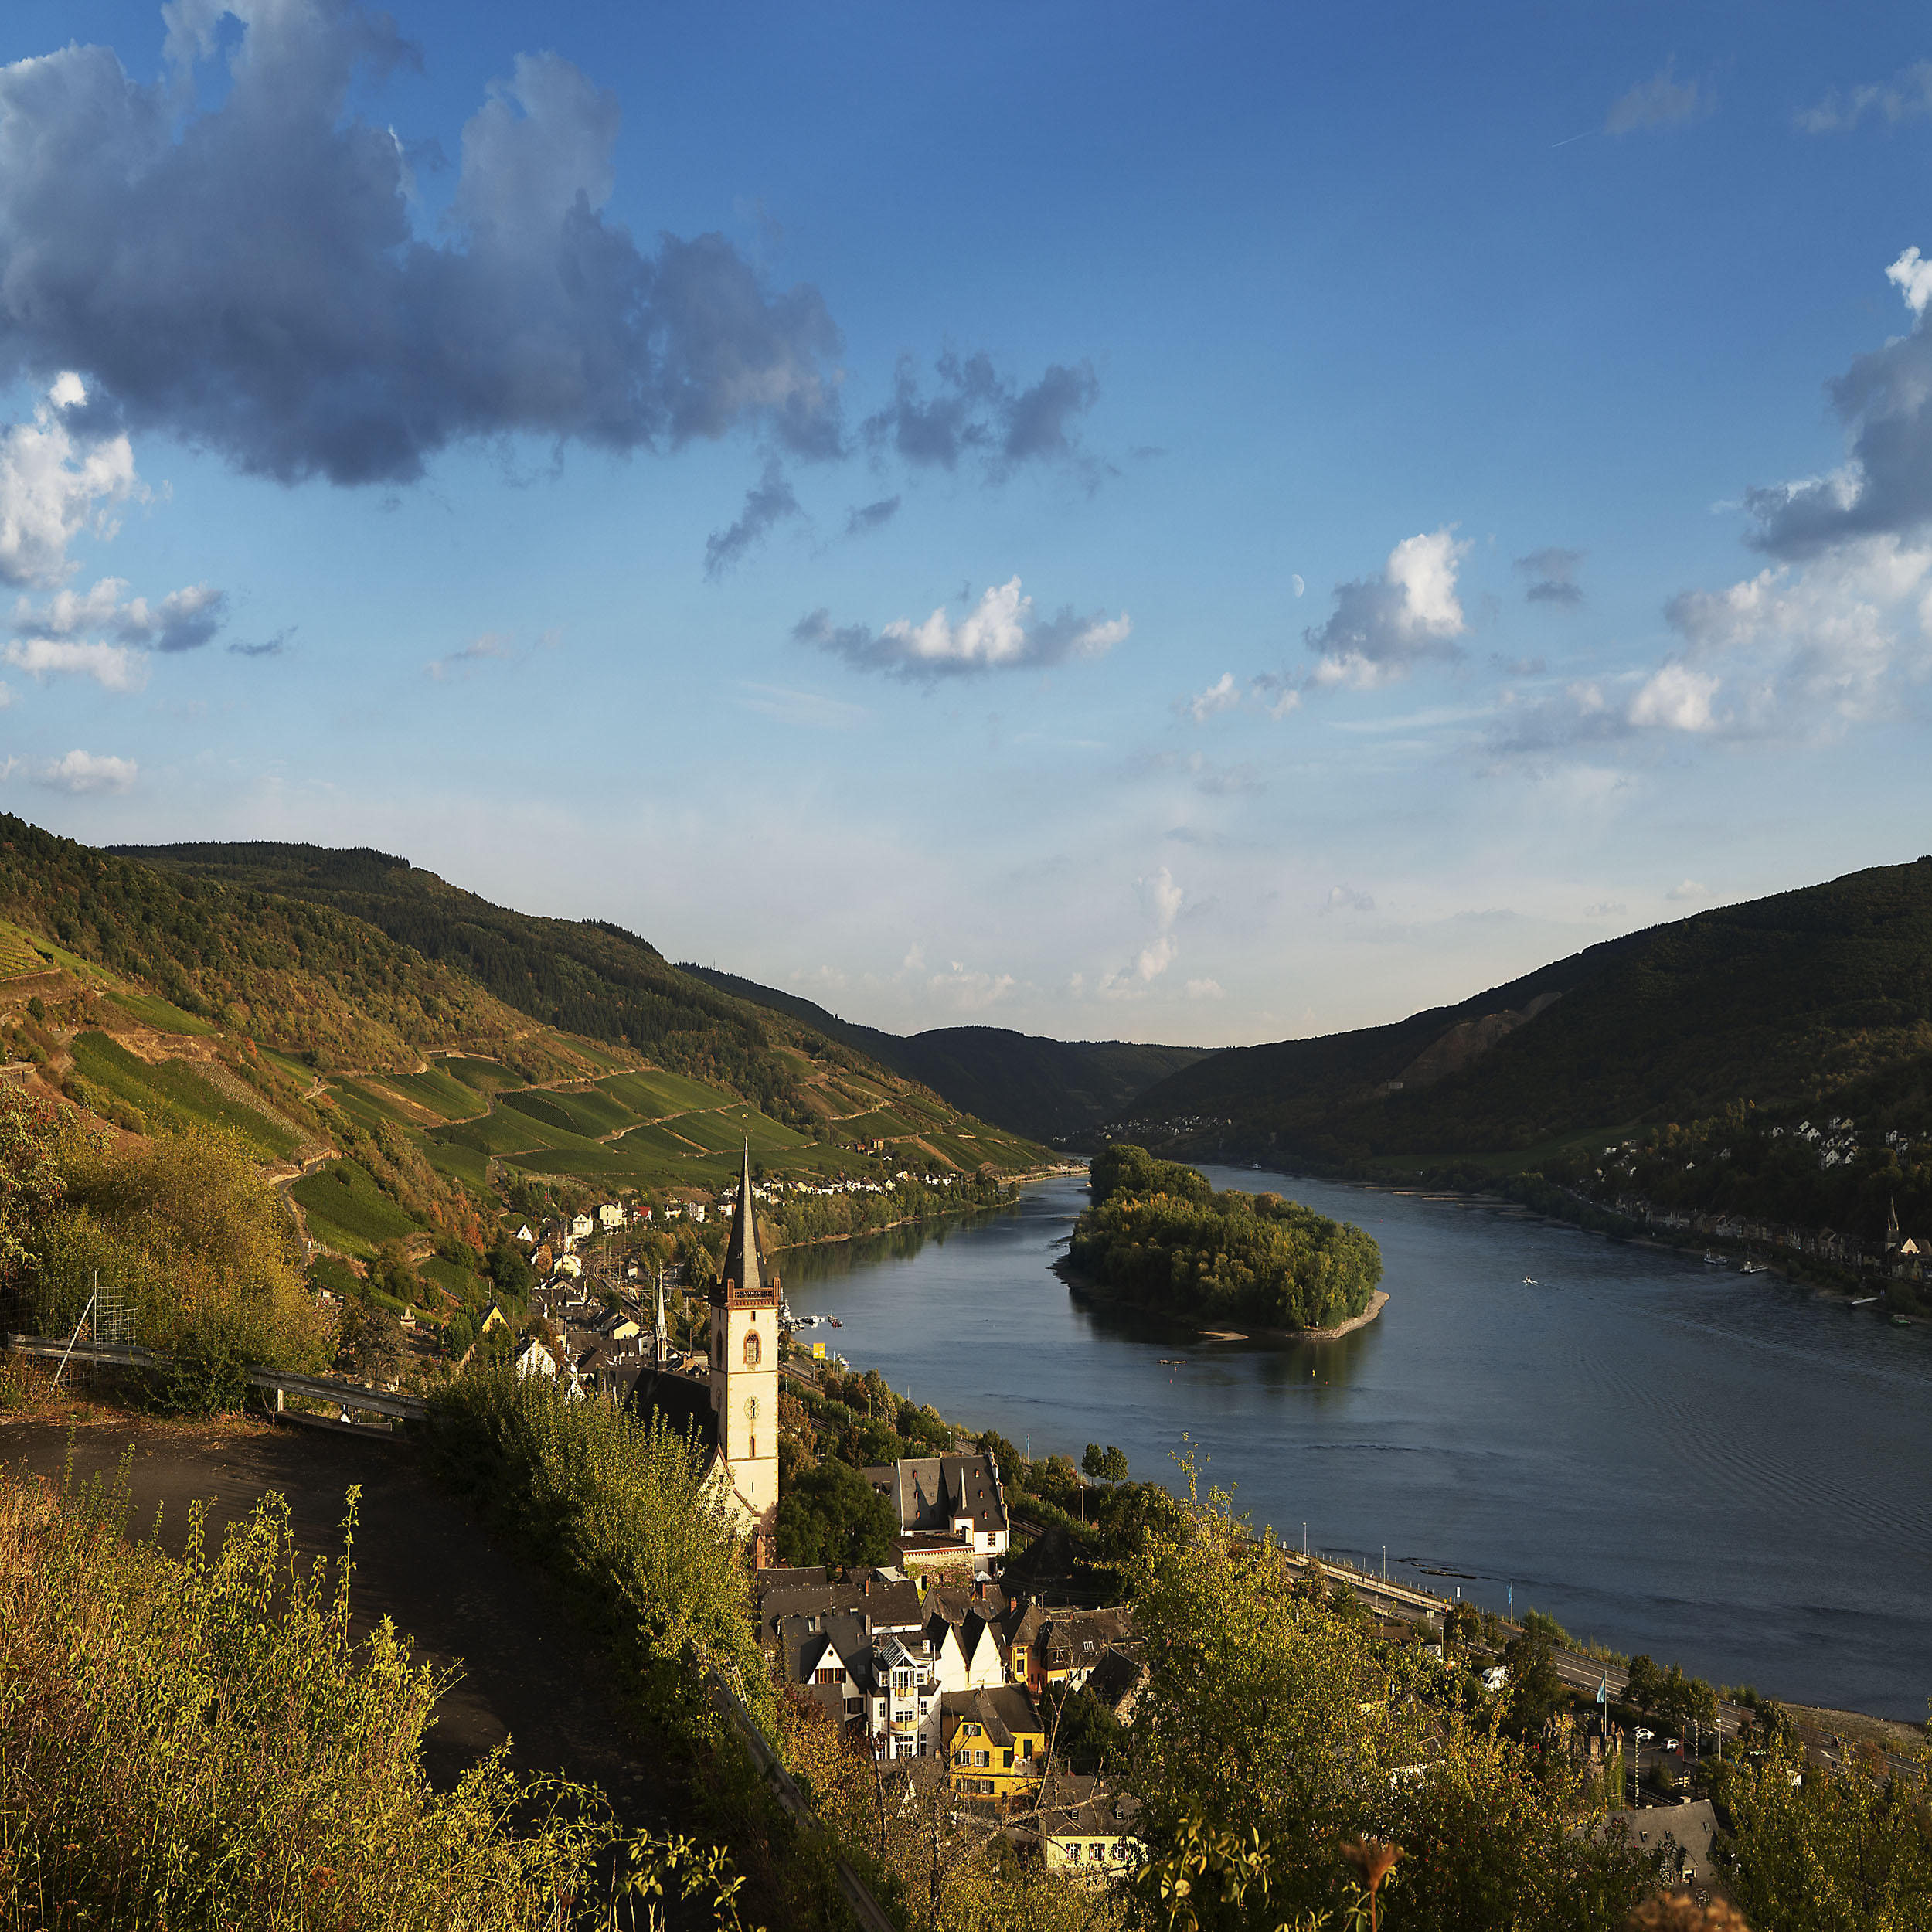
[939,1684,1045,1748]
[863,1453,1009,1535]
[625,1365,718,1457]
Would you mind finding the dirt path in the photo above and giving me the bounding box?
[0,1412,675,1827]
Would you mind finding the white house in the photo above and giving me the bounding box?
[569,1212,595,1240]
[598,1202,625,1230]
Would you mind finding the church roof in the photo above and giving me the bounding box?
[626,1365,719,1455]
[716,1142,767,1303]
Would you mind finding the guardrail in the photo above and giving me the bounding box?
[4,1333,427,1424]
[702,1662,896,1932]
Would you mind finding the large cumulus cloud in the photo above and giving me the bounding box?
[0,0,842,485]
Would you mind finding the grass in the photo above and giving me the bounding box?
[308,1253,363,1301]
[499,1085,639,1139]
[424,1137,492,1188]
[417,1255,481,1305]
[68,1032,304,1162]
[376,1065,489,1121]
[290,1160,423,1253]
[614,1120,709,1158]
[94,988,219,1036]
[0,918,52,978]
[596,1067,736,1115]
[323,1076,423,1135]
[440,1055,526,1094]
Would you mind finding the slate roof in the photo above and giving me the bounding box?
[1032,1773,1141,1842]
[863,1453,1009,1536]
[625,1365,719,1454]
[940,1684,1044,1749]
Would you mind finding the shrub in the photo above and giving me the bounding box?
[0,1458,608,1927]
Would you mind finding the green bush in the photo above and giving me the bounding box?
[0,1458,608,1928]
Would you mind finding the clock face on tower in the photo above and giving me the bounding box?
[743,1396,760,1424]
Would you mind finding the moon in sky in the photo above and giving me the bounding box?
[1292,573,1304,597]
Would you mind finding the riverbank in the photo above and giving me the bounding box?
[1053,1250,1388,1343]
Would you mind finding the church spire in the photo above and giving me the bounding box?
[716,1141,764,1301]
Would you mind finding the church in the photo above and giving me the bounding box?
[627,1144,781,1562]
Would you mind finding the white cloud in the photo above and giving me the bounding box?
[1665,879,1707,902]
[1181,672,1240,722]
[1886,246,1932,318]
[30,748,137,794]
[1585,900,1628,917]
[1797,61,1932,134]
[1305,528,1470,689]
[12,576,226,653]
[925,964,1017,1010]
[0,376,141,587]
[798,577,1129,680]
[1628,662,1718,732]
[3,636,148,692]
[1185,978,1224,999]
[1097,865,1184,998]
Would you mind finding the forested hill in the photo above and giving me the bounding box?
[1,815,534,1070]
[119,840,836,1117]
[679,962,1210,1141]
[114,838,1054,1161]
[1121,855,1932,1168]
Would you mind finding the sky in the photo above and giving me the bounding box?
[1,2,1930,1049]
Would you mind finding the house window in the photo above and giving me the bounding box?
[1022,1738,1035,1759]
[975,1750,989,1768]
[743,1330,760,1366]
[892,1668,913,1690]
[815,1666,842,1685]
[1002,1750,1013,1769]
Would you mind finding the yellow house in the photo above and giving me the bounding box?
[1032,1775,1143,1880]
[939,1686,1047,1803]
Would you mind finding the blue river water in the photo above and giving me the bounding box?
[777,1166,1932,1720]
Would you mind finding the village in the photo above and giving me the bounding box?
[487,1151,1150,1877]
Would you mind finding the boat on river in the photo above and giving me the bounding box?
[1702,1250,1723,1266]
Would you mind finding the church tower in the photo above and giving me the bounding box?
[709,1144,780,1553]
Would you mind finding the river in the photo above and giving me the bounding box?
[777,1166,1932,1721]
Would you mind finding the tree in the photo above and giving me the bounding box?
[1501,1624,1567,1743]
[0,1087,68,1286]
[1082,1443,1129,1484]
[774,1456,896,1570]
[1623,1654,1665,1713]
[345,1301,406,1385]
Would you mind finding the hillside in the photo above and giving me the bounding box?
[101,835,1051,1185]
[679,963,1210,1141]
[1121,855,1932,1210]
[2,817,1058,1361]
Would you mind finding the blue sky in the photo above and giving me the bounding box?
[2,2,1930,1047]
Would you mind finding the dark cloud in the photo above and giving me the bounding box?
[862,350,1098,477]
[1747,279,1932,557]
[844,495,900,537]
[229,630,291,658]
[704,461,801,578]
[0,5,842,486]
[1514,546,1585,605]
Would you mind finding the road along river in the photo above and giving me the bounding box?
[778,1165,1932,1722]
